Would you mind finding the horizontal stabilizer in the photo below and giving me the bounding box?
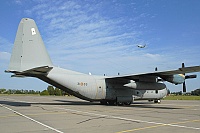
[5,66,53,77]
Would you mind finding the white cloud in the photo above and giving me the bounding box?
[21,0,163,75]
[0,36,12,72]
[0,52,10,60]
[20,0,199,77]
[143,53,161,60]
[0,36,12,52]
[15,0,22,5]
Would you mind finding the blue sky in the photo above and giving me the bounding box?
[0,0,200,92]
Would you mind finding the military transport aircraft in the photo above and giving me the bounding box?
[137,44,146,48]
[5,18,200,105]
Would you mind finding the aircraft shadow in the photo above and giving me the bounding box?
[127,104,181,110]
[0,100,99,107]
[0,100,182,110]
[54,100,182,109]
[0,100,31,107]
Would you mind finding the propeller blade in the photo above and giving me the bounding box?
[183,82,186,92]
[182,62,185,68]
[182,63,186,92]
[185,74,197,79]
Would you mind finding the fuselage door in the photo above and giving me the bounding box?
[95,79,105,99]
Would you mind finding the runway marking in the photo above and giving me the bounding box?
[2,97,200,132]
[117,119,200,133]
[0,104,64,133]
[54,106,200,131]
[117,124,166,133]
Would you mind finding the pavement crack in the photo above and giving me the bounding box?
[77,116,106,124]
[34,105,60,112]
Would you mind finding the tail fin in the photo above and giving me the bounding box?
[7,18,53,72]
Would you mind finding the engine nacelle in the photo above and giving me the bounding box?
[164,74,185,84]
[124,81,166,90]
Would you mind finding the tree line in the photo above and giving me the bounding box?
[1,87,200,96]
[0,86,70,96]
[0,88,40,94]
[40,86,70,96]
[170,88,200,96]
[191,89,200,96]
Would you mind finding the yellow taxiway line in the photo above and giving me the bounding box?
[117,119,200,133]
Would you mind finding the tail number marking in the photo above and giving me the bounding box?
[77,82,88,86]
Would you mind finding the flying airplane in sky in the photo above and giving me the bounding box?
[5,18,200,105]
[137,44,146,48]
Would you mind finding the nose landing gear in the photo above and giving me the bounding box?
[154,99,161,104]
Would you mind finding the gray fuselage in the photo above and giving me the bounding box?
[44,67,167,102]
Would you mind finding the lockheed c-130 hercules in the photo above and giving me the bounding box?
[137,44,146,48]
[6,18,200,105]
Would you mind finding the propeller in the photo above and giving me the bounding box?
[182,63,186,92]
[181,63,197,92]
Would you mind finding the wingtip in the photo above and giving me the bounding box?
[5,70,11,73]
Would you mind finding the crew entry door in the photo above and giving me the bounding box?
[95,79,105,99]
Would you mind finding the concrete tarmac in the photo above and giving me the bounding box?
[0,95,199,133]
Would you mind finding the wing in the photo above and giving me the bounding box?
[106,65,200,84]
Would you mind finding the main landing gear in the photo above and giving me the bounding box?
[148,99,161,104]
[100,100,132,106]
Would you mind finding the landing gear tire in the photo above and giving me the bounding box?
[117,102,123,106]
[154,99,161,104]
[100,100,132,106]
[100,100,107,105]
[108,100,115,105]
[124,102,131,105]
[116,102,131,106]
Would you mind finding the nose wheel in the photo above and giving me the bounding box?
[154,99,161,103]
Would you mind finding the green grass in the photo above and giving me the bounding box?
[164,95,200,100]
[0,94,72,96]
[0,94,40,96]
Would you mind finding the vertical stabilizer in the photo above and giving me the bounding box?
[8,18,53,72]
